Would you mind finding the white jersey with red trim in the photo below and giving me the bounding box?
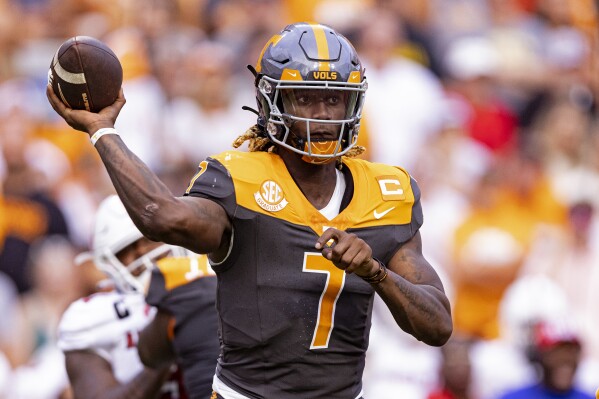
[57,291,155,383]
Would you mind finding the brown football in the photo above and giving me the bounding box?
[48,36,122,113]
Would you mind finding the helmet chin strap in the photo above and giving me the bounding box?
[284,128,345,164]
[280,117,339,158]
[301,141,341,164]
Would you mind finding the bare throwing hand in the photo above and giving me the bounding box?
[46,85,126,135]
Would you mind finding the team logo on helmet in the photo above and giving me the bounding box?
[312,71,338,80]
[254,180,288,212]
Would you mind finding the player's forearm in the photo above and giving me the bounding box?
[138,312,177,369]
[97,366,171,399]
[93,135,180,243]
[374,274,452,346]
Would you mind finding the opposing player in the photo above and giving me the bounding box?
[57,195,191,398]
[48,22,452,398]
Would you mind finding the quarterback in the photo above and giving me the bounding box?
[48,22,452,399]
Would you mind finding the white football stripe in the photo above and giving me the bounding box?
[52,50,86,84]
[57,82,72,108]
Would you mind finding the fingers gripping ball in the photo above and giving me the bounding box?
[48,36,122,113]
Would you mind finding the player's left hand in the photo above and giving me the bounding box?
[315,228,377,277]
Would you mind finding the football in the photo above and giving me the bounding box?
[48,36,122,113]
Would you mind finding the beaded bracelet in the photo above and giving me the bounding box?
[361,259,388,285]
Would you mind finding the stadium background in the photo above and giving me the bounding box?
[0,0,596,397]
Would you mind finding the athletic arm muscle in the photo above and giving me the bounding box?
[374,232,453,346]
[46,85,231,255]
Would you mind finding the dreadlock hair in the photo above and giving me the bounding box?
[232,124,366,162]
[343,144,366,159]
[232,124,276,153]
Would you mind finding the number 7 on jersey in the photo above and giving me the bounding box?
[302,252,346,349]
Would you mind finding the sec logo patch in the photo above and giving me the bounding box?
[254,180,288,212]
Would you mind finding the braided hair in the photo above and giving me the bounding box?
[232,124,275,153]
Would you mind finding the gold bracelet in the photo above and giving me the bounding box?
[361,259,388,285]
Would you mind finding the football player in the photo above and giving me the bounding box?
[48,22,452,399]
[57,195,190,399]
[137,241,220,398]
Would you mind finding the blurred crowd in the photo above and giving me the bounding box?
[0,0,597,398]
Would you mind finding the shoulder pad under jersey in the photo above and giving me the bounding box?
[147,255,215,306]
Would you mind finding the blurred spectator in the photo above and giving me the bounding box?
[516,98,599,372]
[0,99,70,292]
[529,97,597,207]
[497,319,593,399]
[12,236,81,367]
[416,97,493,269]
[517,191,599,385]
[162,39,255,171]
[0,270,20,368]
[105,27,168,173]
[514,0,594,127]
[0,193,69,293]
[443,36,519,154]
[449,148,567,340]
[356,8,446,170]
[124,0,205,100]
[204,0,287,58]
[50,150,112,248]
[6,235,79,399]
[378,0,447,75]
[533,0,590,73]
[530,199,599,345]
[4,344,71,399]
[449,168,529,340]
[470,274,569,399]
[427,336,476,399]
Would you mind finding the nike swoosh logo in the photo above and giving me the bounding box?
[288,71,297,77]
[373,207,395,219]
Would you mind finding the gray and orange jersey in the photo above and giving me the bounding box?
[146,256,219,399]
[185,150,422,399]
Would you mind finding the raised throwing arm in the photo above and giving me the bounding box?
[46,86,231,257]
